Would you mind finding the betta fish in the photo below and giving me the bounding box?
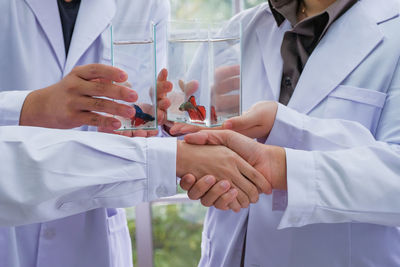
[131,104,155,127]
[179,96,206,121]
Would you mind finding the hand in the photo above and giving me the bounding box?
[176,140,272,208]
[180,174,240,211]
[212,65,240,114]
[168,100,278,139]
[184,130,287,191]
[20,64,137,131]
[223,101,278,141]
[98,69,173,137]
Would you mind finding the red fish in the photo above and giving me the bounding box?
[179,96,206,121]
[211,106,217,124]
[131,104,155,127]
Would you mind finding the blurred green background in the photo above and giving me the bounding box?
[127,1,265,266]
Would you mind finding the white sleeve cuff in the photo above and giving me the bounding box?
[266,103,305,148]
[0,90,32,126]
[146,137,177,201]
[278,148,317,229]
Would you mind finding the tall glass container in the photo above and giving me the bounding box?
[167,20,242,127]
[111,22,157,130]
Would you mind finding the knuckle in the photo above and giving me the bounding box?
[251,192,259,203]
[118,86,125,99]
[70,66,80,76]
[93,98,106,109]
[88,65,99,77]
[200,198,212,207]
[94,82,106,95]
[89,115,100,126]
[187,191,197,200]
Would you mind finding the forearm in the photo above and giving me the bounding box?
[279,143,400,229]
[267,104,377,150]
[0,126,177,226]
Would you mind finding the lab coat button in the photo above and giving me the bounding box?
[43,228,56,240]
[156,185,168,197]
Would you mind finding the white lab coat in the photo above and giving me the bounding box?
[199,1,400,266]
[0,0,173,266]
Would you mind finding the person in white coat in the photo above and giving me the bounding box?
[177,0,400,266]
[0,0,270,266]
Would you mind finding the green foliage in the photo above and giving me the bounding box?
[170,0,233,20]
[152,203,207,267]
[126,203,207,267]
[244,0,265,9]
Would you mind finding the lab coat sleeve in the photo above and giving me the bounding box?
[268,76,400,229]
[0,126,177,226]
[0,90,31,126]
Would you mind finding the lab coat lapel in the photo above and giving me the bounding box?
[287,1,384,114]
[255,15,290,101]
[24,0,65,70]
[64,0,116,74]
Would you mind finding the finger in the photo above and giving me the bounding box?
[78,112,122,130]
[214,65,240,83]
[184,80,199,97]
[157,110,166,125]
[237,157,271,196]
[145,130,159,137]
[157,81,173,99]
[158,98,171,111]
[82,80,138,103]
[178,124,204,134]
[227,198,242,212]
[199,180,231,207]
[119,130,134,137]
[232,173,259,205]
[157,68,168,82]
[187,175,217,200]
[180,174,197,191]
[184,130,226,145]
[169,122,194,135]
[234,189,250,209]
[75,97,136,118]
[214,95,240,113]
[213,76,240,95]
[214,188,238,210]
[73,64,128,83]
[131,130,148,137]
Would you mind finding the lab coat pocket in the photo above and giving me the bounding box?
[323,85,387,134]
[106,208,133,267]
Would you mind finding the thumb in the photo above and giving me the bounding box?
[180,174,196,191]
[184,131,213,145]
[184,130,233,146]
[185,130,261,171]
[223,110,258,132]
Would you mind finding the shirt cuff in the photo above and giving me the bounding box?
[278,148,317,229]
[146,137,177,201]
[0,90,32,126]
[266,103,305,148]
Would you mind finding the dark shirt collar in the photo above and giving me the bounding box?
[268,0,358,27]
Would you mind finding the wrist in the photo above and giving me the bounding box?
[176,140,188,177]
[19,89,47,126]
[265,145,287,190]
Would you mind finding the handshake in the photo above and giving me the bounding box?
[19,64,286,212]
[176,128,287,212]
